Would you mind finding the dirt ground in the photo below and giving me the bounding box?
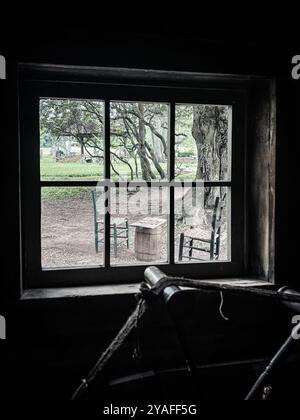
[41,190,227,269]
[41,193,169,268]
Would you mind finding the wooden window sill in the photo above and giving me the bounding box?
[21,278,273,301]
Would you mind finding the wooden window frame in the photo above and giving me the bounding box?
[19,69,246,288]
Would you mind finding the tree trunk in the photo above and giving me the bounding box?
[137,103,156,180]
[192,105,222,206]
[77,135,85,162]
[192,106,207,180]
[145,142,166,179]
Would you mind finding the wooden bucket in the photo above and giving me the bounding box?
[134,226,161,261]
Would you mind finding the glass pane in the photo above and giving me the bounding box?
[40,99,104,181]
[110,186,168,265]
[110,101,169,181]
[175,187,230,262]
[175,104,232,181]
[41,187,103,268]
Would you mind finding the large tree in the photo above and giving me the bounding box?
[191,105,229,204]
[192,105,229,181]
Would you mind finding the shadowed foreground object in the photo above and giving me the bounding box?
[71,267,300,400]
[245,321,300,400]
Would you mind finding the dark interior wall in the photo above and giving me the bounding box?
[2,28,299,297]
[1,25,299,400]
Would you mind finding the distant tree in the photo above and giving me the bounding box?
[110,102,168,180]
[40,99,103,159]
[40,99,169,180]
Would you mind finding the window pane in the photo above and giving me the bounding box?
[40,99,104,181]
[175,104,232,181]
[41,187,103,268]
[110,186,168,265]
[110,102,169,181]
[175,187,230,262]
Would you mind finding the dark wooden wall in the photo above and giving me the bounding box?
[1,290,298,400]
[1,22,299,400]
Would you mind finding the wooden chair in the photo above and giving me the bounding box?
[92,190,129,257]
[178,193,226,261]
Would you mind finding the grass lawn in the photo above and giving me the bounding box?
[41,155,197,199]
[41,156,104,181]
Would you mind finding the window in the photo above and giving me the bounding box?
[20,68,245,287]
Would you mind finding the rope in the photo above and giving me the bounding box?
[145,275,300,304]
[219,291,230,321]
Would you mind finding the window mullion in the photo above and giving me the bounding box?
[104,99,111,267]
[168,102,175,264]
